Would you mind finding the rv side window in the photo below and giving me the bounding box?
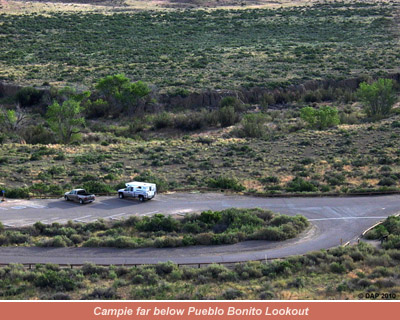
[149,187,153,191]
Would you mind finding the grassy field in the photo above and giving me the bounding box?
[0,1,398,91]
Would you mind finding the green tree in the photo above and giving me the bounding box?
[95,74,151,116]
[0,106,29,133]
[357,78,397,119]
[300,106,339,129]
[46,99,85,144]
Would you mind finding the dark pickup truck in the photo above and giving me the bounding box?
[64,189,95,204]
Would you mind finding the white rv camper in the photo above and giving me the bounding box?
[118,181,156,202]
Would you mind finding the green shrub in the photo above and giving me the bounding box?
[300,106,340,129]
[15,87,43,107]
[330,262,346,274]
[34,270,77,291]
[82,181,114,194]
[218,106,240,127]
[236,113,267,138]
[286,177,317,192]
[222,288,243,300]
[207,176,245,191]
[4,187,30,199]
[155,261,176,275]
[136,214,180,232]
[153,112,174,129]
[252,226,286,241]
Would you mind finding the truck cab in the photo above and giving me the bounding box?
[118,182,156,202]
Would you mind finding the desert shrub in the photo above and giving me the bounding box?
[153,112,174,129]
[0,231,30,245]
[198,210,222,224]
[155,261,176,275]
[286,177,317,192]
[219,96,245,112]
[82,181,114,193]
[378,177,396,186]
[39,235,72,247]
[21,124,56,144]
[194,232,214,245]
[207,176,245,191]
[222,288,243,300]
[235,113,267,138]
[34,270,77,291]
[47,292,72,300]
[82,237,102,247]
[136,214,180,232]
[382,235,400,249]
[154,236,182,247]
[81,263,109,278]
[252,226,286,241]
[4,187,30,199]
[15,87,43,107]
[260,176,280,184]
[218,106,240,127]
[174,112,207,131]
[105,236,138,248]
[83,287,120,300]
[329,262,346,274]
[365,254,393,267]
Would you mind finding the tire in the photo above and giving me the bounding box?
[79,199,83,205]
[139,195,144,202]
[119,193,124,199]
[65,196,69,201]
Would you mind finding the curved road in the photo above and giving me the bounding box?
[0,192,399,265]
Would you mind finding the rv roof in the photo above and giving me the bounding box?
[125,181,156,187]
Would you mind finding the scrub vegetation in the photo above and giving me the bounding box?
[0,208,309,248]
[1,214,399,300]
[0,1,399,196]
[0,241,399,300]
[0,1,398,90]
[0,0,399,301]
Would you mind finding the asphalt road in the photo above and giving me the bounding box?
[0,192,399,265]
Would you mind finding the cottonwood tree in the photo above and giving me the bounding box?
[357,78,397,120]
[46,99,85,144]
[95,74,151,117]
[0,105,29,133]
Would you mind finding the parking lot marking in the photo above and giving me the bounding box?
[142,210,159,216]
[73,215,92,222]
[27,205,47,209]
[308,216,386,221]
[11,206,27,210]
[105,212,127,220]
